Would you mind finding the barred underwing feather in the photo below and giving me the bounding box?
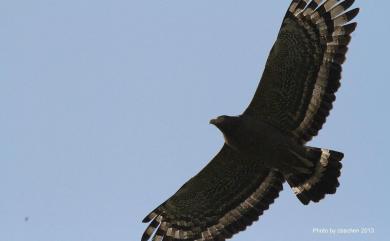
[245,0,358,144]
[313,0,355,25]
[302,0,321,17]
[293,0,310,16]
[288,0,303,14]
[142,219,161,241]
[332,8,359,26]
[323,0,339,11]
[323,52,346,64]
[329,0,355,17]
[327,35,352,46]
[333,22,357,36]
[142,144,284,241]
[143,210,161,223]
[152,228,165,241]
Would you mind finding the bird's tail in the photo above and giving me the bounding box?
[285,146,343,205]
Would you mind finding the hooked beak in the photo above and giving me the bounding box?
[209,118,218,125]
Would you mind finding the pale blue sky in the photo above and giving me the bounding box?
[0,1,388,241]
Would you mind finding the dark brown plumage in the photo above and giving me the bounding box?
[141,1,358,240]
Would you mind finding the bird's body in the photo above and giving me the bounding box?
[211,115,308,175]
[141,0,359,240]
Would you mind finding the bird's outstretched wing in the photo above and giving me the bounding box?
[141,145,284,241]
[244,0,359,144]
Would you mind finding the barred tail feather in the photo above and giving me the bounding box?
[287,147,343,205]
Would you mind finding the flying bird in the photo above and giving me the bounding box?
[141,0,359,240]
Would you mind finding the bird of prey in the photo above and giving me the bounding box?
[141,0,359,240]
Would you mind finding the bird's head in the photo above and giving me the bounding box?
[209,115,240,134]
